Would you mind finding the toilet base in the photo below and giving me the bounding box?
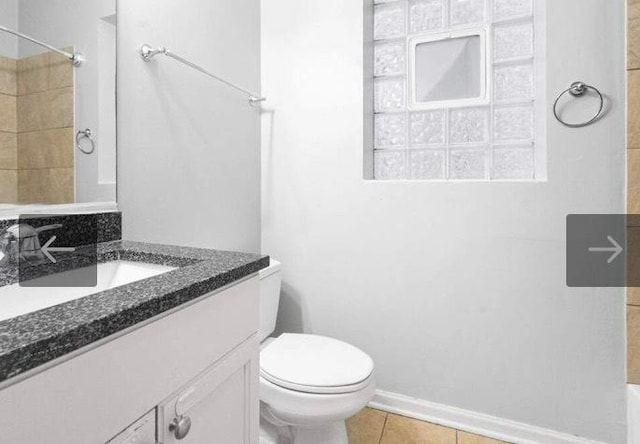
[259,419,348,444]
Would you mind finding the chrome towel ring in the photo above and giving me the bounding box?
[76,128,95,155]
[553,81,604,128]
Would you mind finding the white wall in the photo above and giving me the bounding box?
[117,0,261,253]
[261,1,626,442]
[0,0,18,58]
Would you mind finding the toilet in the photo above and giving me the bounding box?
[258,259,376,444]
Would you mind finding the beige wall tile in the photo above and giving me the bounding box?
[629,150,640,213]
[0,56,17,96]
[0,94,16,133]
[18,167,73,204]
[629,306,640,383]
[17,92,47,132]
[17,88,73,132]
[630,288,640,306]
[46,87,73,129]
[457,431,509,444]
[0,169,17,203]
[17,53,49,96]
[346,408,387,444]
[380,414,456,444]
[0,131,17,170]
[629,226,640,297]
[631,0,640,70]
[630,71,640,148]
[18,128,73,169]
[49,52,73,89]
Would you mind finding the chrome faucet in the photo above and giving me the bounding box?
[0,224,62,265]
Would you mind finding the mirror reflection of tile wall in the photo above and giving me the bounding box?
[0,55,17,202]
[0,50,73,204]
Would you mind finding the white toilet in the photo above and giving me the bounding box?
[258,259,376,444]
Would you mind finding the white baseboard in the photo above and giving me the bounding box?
[370,390,607,444]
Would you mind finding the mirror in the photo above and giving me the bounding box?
[0,0,116,209]
[409,28,488,110]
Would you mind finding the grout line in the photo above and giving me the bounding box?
[15,85,73,98]
[378,411,389,444]
[16,167,73,171]
[16,127,73,135]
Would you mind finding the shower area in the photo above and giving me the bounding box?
[0,0,116,206]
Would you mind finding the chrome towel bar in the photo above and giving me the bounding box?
[139,44,266,106]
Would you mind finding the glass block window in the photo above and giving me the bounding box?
[372,0,540,181]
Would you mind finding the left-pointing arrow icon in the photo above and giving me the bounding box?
[588,235,623,264]
[41,235,75,264]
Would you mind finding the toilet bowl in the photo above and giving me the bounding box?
[258,260,375,444]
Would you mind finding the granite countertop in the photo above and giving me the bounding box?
[0,240,269,384]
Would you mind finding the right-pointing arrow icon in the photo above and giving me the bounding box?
[588,235,623,264]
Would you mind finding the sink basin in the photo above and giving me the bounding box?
[0,261,177,322]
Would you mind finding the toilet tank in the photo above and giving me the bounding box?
[259,259,282,342]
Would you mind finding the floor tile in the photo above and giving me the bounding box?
[380,413,456,444]
[458,430,510,444]
[346,407,387,444]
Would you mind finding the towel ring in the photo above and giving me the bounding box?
[553,81,604,128]
[76,128,95,155]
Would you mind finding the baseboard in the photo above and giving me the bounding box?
[369,390,607,444]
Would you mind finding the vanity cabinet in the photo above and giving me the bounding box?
[0,276,260,444]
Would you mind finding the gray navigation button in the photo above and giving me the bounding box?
[567,214,626,287]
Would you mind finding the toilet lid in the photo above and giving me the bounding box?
[260,334,374,394]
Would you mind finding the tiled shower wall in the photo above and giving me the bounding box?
[0,55,17,202]
[0,51,74,204]
[17,50,74,203]
[628,0,640,384]
[372,0,537,181]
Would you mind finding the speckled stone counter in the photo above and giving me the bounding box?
[0,240,268,384]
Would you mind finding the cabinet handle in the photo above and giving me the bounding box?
[168,415,192,440]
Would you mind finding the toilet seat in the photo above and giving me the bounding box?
[260,333,374,394]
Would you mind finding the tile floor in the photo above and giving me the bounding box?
[346,408,509,444]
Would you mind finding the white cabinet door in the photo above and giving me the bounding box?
[157,336,259,444]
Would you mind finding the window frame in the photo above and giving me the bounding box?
[407,26,491,111]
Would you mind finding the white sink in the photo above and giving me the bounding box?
[0,261,177,322]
